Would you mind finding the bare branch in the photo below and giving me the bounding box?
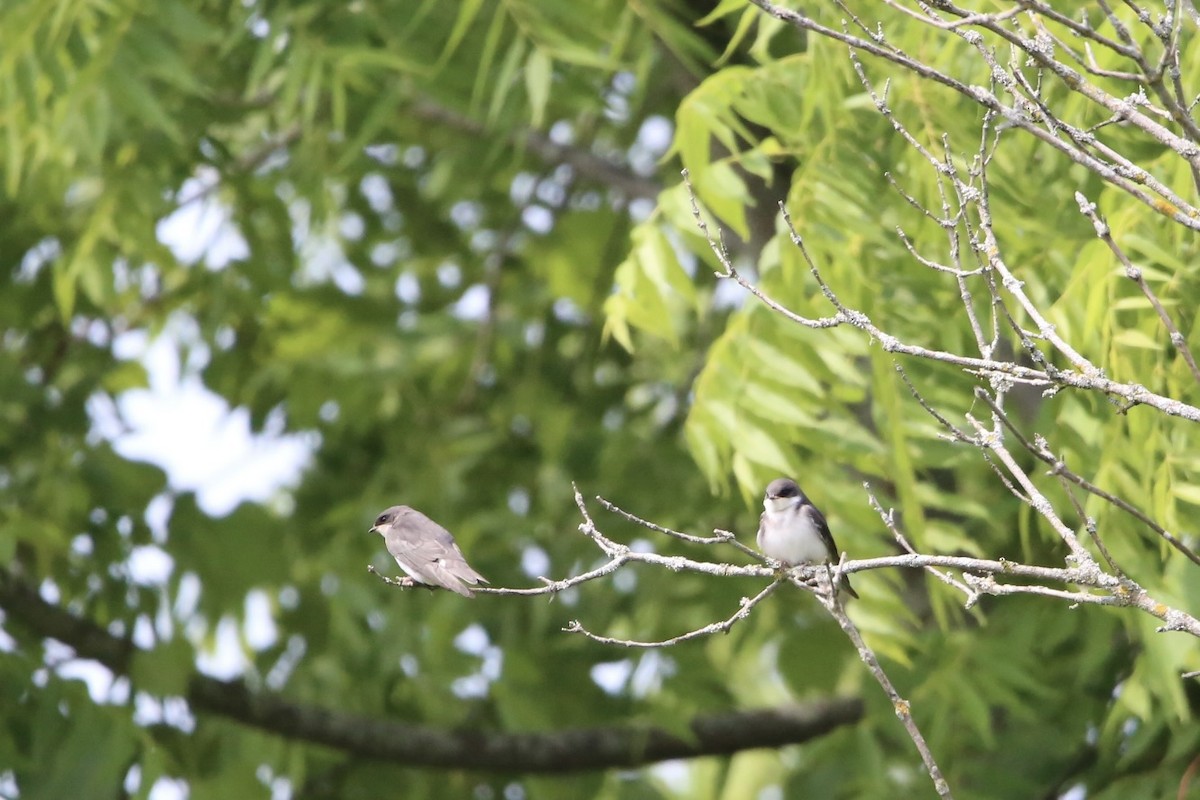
[564,580,784,648]
[818,586,953,798]
[743,0,1200,230]
[595,495,765,561]
[864,482,976,598]
[1074,191,1200,386]
[683,169,845,331]
[973,390,1200,567]
[369,491,1200,635]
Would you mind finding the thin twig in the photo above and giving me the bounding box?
[595,495,765,560]
[1074,191,1200,386]
[974,390,1200,567]
[564,580,784,647]
[744,0,1200,230]
[683,169,844,332]
[864,483,976,599]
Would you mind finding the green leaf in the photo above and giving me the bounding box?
[685,412,726,486]
[51,257,78,321]
[488,37,526,122]
[603,222,698,346]
[1112,329,1161,350]
[740,381,818,426]
[1171,482,1200,507]
[525,48,552,127]
[440,0,487,66]
[732,419,794,473]
[744,339,824,394]
[101,361,149,393]
[26,697,137,800]
[1122,234,1189,274]
[130,637,195,697]
[696,0,749,27]
[0,524,15,566]
[169,497,292,616]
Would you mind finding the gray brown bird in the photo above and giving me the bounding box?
[757,477,858,599]
[370,506,488,597]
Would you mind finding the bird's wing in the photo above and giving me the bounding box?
[801,503,858,599]
[801,503,840,562]
[385,514,488,597]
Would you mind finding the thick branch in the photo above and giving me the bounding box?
[0,570,861,772]
[411,98,661,201]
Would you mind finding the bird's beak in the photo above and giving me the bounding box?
[764,494,793,513]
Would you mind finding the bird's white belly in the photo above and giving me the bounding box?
[759,515,828,565]
[392,555,427,582]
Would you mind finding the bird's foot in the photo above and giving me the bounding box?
[367,565,419,590]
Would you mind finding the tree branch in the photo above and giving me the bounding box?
[816,582,952,799]
[0,569,861,772]
[411,97,661,201]
[744,0,1200,230]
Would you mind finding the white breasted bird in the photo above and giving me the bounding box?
[370,505,488,598]
[757,477,858,599]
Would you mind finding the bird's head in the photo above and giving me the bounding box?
[369,505,410,535]
[763,477,804,513]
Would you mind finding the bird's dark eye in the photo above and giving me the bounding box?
[778,485,798,497]
[375,514,389,526]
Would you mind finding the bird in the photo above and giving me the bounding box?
[757,477,858,599]
[369,505,488,598]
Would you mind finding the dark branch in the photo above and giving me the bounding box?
[0,570,861,772]
[411,98,661,201]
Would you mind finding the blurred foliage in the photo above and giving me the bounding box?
[0,1,1198,799]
